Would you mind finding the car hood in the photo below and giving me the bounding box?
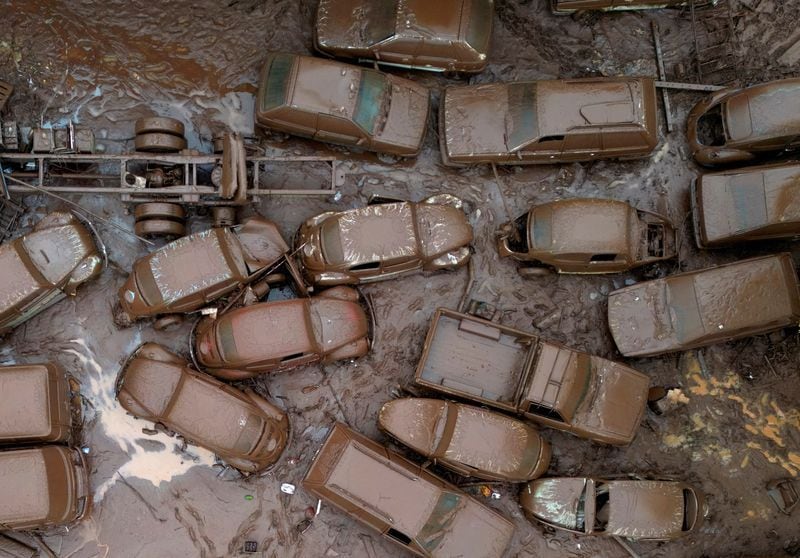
[374,77,430,154]
[572,358,648,443]
[608,279,678,356]
[309,297,369,353]
[521,478,587,531]
[378,398,447,455]
[606,481,685,539]
[416,204,473,259]
[442,83,510,158]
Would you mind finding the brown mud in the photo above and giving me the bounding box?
[1,0,799,557]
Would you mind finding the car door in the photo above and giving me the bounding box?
[380,255,422,280]
[415,38,458,71]
[315,114,367,148]
[561,129,601,161]
[518,135,566,163]
[374,37,421,67]
[270,106,317,139]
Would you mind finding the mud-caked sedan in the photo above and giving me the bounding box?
[194,286,370,381]
[497,198,676,275]
[118,216,294,323]
[688,78,800,166]
[521,477,706,540]
[256,53,430,156]
[116,343,290,473]
[0,211,103,335]
[379,398,551,482]
[295,194,473,286]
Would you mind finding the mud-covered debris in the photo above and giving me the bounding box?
[767,479,798,515]
[280,483,295,495]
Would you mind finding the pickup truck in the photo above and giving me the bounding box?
[413,308,649,445]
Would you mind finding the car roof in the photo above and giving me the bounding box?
[0,447,56,524]
[0,364,54,439]
[402,0,465,39]
[0,241,43,316]
[327,202,419,265]
[536,79,645,134]
[606,480,684,538]
[220,299,315,362]
[444,403,540,476]
[22,223,90,284]
[699,164,800,241]
[147,228,246,305]
[166,372,259,453]
[725,79,800,143]
[289,55,363,119]
[533,199,634,257]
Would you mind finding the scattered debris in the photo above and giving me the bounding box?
[767,479,798,515]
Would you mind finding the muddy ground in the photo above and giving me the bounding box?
[1,0,799,557]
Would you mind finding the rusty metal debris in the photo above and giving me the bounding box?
[688,0,740,86]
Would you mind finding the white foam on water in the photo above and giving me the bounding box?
[65,336,216,502]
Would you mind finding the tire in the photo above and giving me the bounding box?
[135,132,187,152]
[134,219,186,238]
[134,202,185,221]
[518,266,553,278]
[135,117,185,137]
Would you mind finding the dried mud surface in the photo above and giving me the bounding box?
[1,0,799,557]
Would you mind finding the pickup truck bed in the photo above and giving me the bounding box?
[416,309,534,408]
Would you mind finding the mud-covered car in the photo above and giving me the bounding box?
[194,286,369,380]
[256,53,430,156]
[116,343,289,472]
[296,194,473,286]
[118,216,294,322]
[0,211,103,335]
[303,422,514,558]
[692,162,800,248]
[608,253,800,356]
[314,0,493,73]
[0,363,73,445]
[439,77,657,166]
[687,78,800,166]
[497,198,677,275]
[379,398,551,482]
[0,445,90,530]
[552,0,689,12]
[520,477,706,540]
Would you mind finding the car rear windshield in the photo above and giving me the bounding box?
[353,70,389,134]
[260,54,294,112]
[232,413,264,455]
[417,491,462,553]
[366,1,399,45]
[531,205,552,249]
[506,83,539,151]
[464,0,492,52]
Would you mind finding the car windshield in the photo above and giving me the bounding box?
[260,53,294,112]
[563,353,594,419]
[464,0,492,52]
[232,413,265,455]
[506,82,539,151]
[417,491,463,553]
[353,70,389,134]
[666,276,706,343]
[531,205,552,249]
[320,218,345,264]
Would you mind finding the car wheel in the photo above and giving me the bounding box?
[518,266,552,278]
[134,218,186,238]
[134,202,186,221]
[134,116,185,137]
[135,132,187,152]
